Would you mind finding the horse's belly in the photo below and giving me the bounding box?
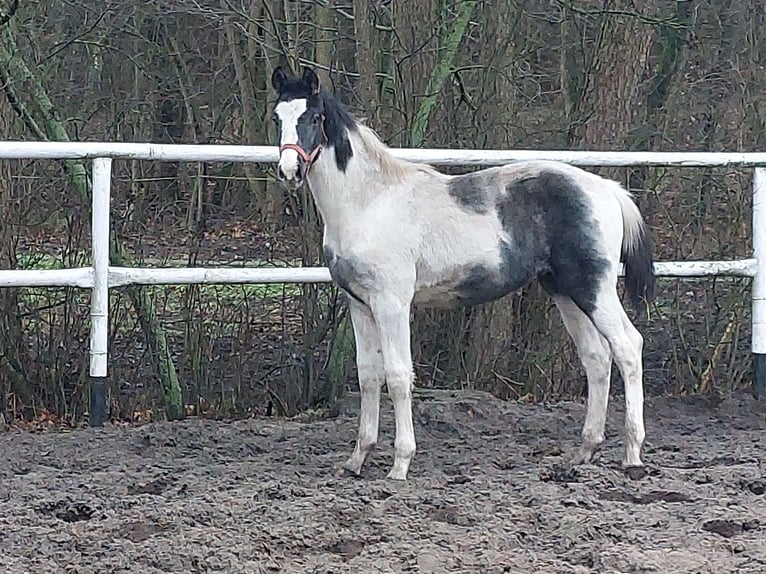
[413,282,464,308]
[414,263,535,309]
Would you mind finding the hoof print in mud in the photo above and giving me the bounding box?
[539,463,580,484]
[529,444,564,462]
[638,490,690,503]
[37,500,95,523]
[254,482,310,501]
[702,519,761,538]
[494,457,516,470]
[428,505,477,527]
[446,474,472,485]
[335,467,364,479]
[127,476,176,496]
[741,479,766,495]
[325,539,366,560]
[138,433,178,449]
[599,489,691,504]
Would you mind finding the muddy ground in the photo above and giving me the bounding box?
[1,390,765,574]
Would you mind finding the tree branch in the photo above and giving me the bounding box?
[0,0,18,26]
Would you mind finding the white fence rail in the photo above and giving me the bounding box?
[0,142,764,424]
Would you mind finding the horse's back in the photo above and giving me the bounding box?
[413,161,624,313]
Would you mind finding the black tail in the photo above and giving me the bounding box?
[622,222,655,312]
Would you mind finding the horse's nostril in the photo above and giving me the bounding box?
[277,167,286,181]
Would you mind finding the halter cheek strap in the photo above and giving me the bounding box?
[278,115,327,178]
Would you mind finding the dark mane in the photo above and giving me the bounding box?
[320,90,358,134]
[317,91,356,171]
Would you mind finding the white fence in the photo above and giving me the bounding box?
[0,142,765,423]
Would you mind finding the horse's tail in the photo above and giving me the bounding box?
[614,186,655,311]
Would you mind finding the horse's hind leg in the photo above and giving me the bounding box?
[341,300,385,476]
[554,295,613,463]
[586,286,645,468]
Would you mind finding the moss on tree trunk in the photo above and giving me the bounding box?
[410,0,477,147]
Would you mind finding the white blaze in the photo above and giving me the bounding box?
[274,99,308,180]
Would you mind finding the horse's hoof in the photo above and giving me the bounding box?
[386,464,410,481]
[568,451,593,466]
[569,441,603,466]
[386,471,408,481]
[336,464,362,478]
[623,465,647,481]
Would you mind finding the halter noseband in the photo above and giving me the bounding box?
[278,114,327,178]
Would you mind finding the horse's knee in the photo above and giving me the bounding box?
[386,370,413,400]
[580,348,611,380]
[610,332,640,366]
[358,369,383,391]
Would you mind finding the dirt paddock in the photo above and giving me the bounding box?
[2,390,765,573]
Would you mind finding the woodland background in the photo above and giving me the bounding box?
[0,0,764,423]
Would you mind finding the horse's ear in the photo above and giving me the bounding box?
[271,67,288,93]
[302,67,320,95]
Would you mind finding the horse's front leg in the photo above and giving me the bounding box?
[369,291,416,481]
[341,300,385,476]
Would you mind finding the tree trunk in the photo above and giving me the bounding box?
[410,0,477,147]
[352,0,380,125]
[225,14,270,219]
[580,1,657,152]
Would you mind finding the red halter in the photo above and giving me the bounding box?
[278,115,327,178]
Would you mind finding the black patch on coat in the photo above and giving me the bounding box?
[454,240,543,307]
[497,171,610,316]
[273,73,356,172]
[323,245,366,305]
[447,172,490,214]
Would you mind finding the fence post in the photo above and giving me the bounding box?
[752,167,766,399]
[89,158,112,425]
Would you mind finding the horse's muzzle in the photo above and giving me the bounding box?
[278,142,321,186]
[277,150,307,187]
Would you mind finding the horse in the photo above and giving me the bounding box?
[270,66,655,481]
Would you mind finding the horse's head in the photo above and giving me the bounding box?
[271,66,326,187]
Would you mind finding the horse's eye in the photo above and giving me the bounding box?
[312,114,320,125]
[272,114,279,125]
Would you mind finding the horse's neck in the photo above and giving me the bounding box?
[308,141,377,237]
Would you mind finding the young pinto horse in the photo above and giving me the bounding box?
[271,66,655,481]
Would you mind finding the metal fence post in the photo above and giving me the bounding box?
[89,158,112,425]
[752,167,766,399]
